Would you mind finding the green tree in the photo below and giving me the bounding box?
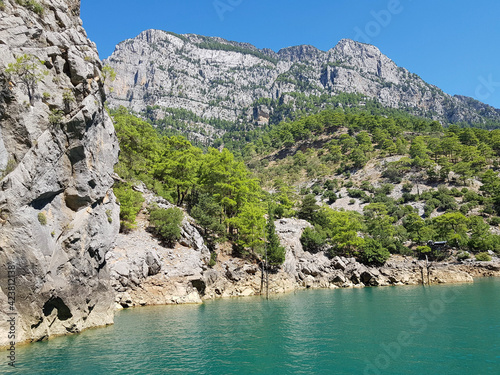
[431,212,469,249]
[265,208,285,266]
[149,207,184,247]
[6,54,48,105]
[298,194,320,223]
[155,136,202,205]
[358,238,390,266]
[229,202,266,252]
[300,226,327,253]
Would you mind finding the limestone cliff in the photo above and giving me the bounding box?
[0,0,119,346]
[105,29,500,134]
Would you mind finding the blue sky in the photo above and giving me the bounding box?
[81,0,500,109]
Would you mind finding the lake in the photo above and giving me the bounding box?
[6,278,500,374]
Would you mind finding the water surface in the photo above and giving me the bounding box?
[6,278,500,374]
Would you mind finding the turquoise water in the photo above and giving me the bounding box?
[6,278,500,374]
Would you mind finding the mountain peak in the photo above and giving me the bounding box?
[105,30,500,127]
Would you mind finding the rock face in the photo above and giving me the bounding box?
[107,185,210,307]
[0,0,119,347]
[105,192,480,310]
[105,29,500,133]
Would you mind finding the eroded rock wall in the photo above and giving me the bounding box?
[0,0,119,346]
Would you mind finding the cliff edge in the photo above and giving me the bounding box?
[0,0,119,346]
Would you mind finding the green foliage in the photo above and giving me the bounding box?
[112,108,265,250]
[228,202,266,251]
[1,159,17,178]
[195,39,278,64]
[190,193,225,241]
[106,209,113,223]
[475,252,492,262]
[37,212,47,225]
[457,251,470,261]
[149,207,184,247]
[49,109,64,125]
[208,252,217,267]
[298,194,320,222]
[0,1,5,11]
[102,65,117,83]
[62,89,75,104]
[431,212,469,249]
[16,0,44,15]
[265,209,286,266]
[300,226,327,254]
[6,54,48,104]
[358,239,391,266]
[113,182,144,232]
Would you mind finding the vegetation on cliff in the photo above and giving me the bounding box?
[112,105,500,267]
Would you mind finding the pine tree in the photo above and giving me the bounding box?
[266,208,285,266]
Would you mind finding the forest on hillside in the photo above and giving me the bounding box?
[112,106,500,268]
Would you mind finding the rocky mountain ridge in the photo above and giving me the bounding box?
[105,29,500,132]
[0,0,119,347]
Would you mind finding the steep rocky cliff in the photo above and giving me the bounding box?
[105,29,500,133]
[0,0,119,346]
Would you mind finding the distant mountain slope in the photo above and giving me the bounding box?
[104,29,500,130]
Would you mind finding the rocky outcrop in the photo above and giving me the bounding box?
[0,0,119,347]
[107,184,210,307]
[105,195,482,310]
[105,29,500,135]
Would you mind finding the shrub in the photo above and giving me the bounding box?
[300,227,327,253]
[358,239,391,266]
[324,190,337,204]
[149,207,183,247]
[113,182,144,232]
[49,109,64,125]
[106,209,113,223]
[0,1,5,11]
[402,182,413,193]
[311,184,323,196]
[208,252,217,267]
[349,198,356,205]
[457,251,470,261]
[475,252,492,262]
[1,159,17,178]
[489,217,500,226]
[37,212,47,225]
[16,0,44,15]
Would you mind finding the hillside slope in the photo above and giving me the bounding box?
[104,29,500,135]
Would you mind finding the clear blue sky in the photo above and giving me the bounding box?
[81,0,500,109]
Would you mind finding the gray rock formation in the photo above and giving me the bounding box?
[105,29,500,137]
[0,0,119,347]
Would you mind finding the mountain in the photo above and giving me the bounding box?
[0,0,119,347]
[105,29,500,137]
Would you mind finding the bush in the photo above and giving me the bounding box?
[457,251,470,261]
[208,252,217,267]
[489,217,500,226]
[475,252,492,262]
[149,207,183,247]
[300,227,327,253]
[16,0,44,15]
[324,190,337,204]
[37,212,47,225]
[114,182,144,232]
[358,239,390,266]
[0,1,5,11]
[401,182,413,193]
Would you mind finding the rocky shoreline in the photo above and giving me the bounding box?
[107,195,500,309]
